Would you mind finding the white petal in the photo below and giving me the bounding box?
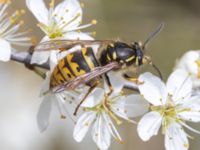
[37,94,52,132]
[92,113,111,150]
[137,111,162,141]
[63,32,93,40]
[30,51,50,64]
[39,72,51,96]
[138,72,167,106]
[167,69,192,104]
[102,112,122,142]
[49,50,59,71]
[110,95,132,121]
[0,39,11,61]
[81,88,105,108]
[54,0,82,30]
[165,122,189,150]
[73,111,96,142]
[175,50,199,75]
[26,0,48,25]
[31,36,51,64]
[177,96,200,122]
[125,94,150,118]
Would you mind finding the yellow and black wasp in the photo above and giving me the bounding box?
[34,23,164,115]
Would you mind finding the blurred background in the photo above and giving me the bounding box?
[0,0,200,149]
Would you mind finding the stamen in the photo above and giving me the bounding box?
[9,9,25,25]
[49,0,55,8]
[60,13,81,30]
[80,2,85,8]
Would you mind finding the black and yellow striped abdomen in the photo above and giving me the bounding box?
[50,47,99,88]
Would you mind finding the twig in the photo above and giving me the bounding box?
[11,52,50,70]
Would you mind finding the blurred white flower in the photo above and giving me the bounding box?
[137,69,200,150]
[0,0,31,62]
[175,50,200,88]
[26,0,96,64]
[73,83,149,150]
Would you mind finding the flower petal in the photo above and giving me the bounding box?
[81,88,105,108]
[63,32,93,40]
[0,39,11,61]
[178,96,200,122]
[73,111,96,142]
[54,0,82,31]
[102,112,122,143]
[37,93,52,132]
[107,71,138,94]
[125,94,150,118]
[31,36,51,64]
[166,69,192,104]
[92,113,111,150]
[175,51,199,75]
[165,122,189,150]
[26,0,48,25]
[137,111,162,141]
[138,72,167,106]
[39,72,51,96]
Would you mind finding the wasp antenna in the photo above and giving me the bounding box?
[150,62,163,80]
[143,22,165,50]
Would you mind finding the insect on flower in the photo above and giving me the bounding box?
[34,23,164,115]
[0,0,31,62]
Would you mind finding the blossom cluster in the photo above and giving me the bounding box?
[0,0,200,150]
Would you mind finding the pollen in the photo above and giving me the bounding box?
[49,0,55,8]
[184,143,189,148]
[0,0,11,4]
[91,19,97,25]
[80,2,85,8]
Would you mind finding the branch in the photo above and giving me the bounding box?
[11,52,50,70]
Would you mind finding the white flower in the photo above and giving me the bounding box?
[137,69,200,150]
[73,84,149,150]
[0,0,31,62]
[26,0,96,64]
[175,50,200,88]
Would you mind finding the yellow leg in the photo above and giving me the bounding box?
[123,74,144,85]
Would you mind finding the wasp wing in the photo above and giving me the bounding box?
[34,39,114,52]
[52,62,120,93]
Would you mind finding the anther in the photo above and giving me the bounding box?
[91,19,97,25]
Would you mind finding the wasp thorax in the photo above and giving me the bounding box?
[101,41,143,67]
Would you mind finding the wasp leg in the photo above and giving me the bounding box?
[73,81,100,116]
[123,74,144,85]
[104,73,113,96]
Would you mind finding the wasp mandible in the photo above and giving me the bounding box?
[34,23,164,115]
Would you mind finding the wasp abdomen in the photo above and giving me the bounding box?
[50,47,99,88]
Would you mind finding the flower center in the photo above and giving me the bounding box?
[85,95,122,125]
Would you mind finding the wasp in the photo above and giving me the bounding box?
[34,23,164,115]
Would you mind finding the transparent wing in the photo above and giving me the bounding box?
[52,62,120,93]
[34,39,114,52]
